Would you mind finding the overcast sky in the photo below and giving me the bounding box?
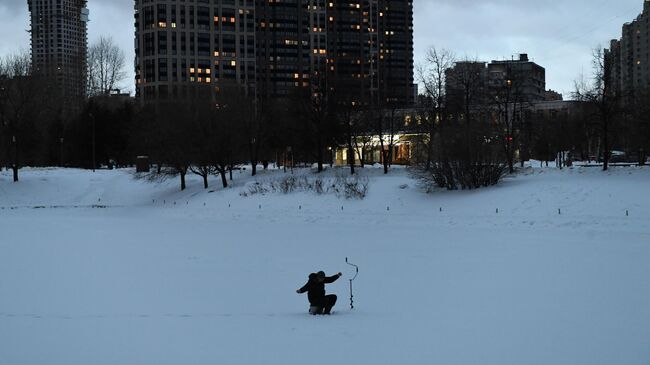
[0,0,645,97]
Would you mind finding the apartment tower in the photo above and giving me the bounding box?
[28,0,89,112]
[606,1,650,98]
[135,0,414,106]
[134,0,257,100]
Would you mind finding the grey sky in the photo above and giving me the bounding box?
[0,0,645,97]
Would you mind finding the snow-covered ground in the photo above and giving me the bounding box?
[1,166,649,365]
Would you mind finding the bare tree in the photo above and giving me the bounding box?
[574,47,621,171]
[188,100,218,189]
[416,47,455,169]
[240,91,265,176]
[489,63,530,173]
[139,101,193,191]
[374,104,401,174]
[352,110,374,168]
[0,51,48,182]
[212,104,243,188]
[289,77,338,173]
[87,36,126,96]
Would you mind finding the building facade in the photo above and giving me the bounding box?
[134,0,256,100]
[606,1,650,98]
[486,54,546,103]
[445,54,546,108]
[28,0,89,112]
[134,0,414,106]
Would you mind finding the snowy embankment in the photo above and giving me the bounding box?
[1,166,649,365]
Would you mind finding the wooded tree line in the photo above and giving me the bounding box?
[414,46,650,190]
[132,84,412,190]
[0,53,408,190]
[3,41,649,190]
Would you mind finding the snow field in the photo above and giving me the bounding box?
[1,166,649,365]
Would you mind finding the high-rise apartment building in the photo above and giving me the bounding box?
[28,0,89,112]
[373,0,414,105]
[255,0,319,99]
[134,0,256,100]
[256,0,414,105]
[606,1,650,98]
[135,0,414,106]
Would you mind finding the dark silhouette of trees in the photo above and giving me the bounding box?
[0,52,54,182]
[417,47,455,169]
[574,48,621,171]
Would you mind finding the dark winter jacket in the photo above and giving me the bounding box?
[298,273,340,304]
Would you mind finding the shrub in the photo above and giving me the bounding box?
[241,174,369,199]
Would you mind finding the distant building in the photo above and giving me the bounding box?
[545,90,563,101]
[606,1,650,97]
[487,54,546,103]
[445,54,546,107]
[28,0,89,113]
[445,61,489,108]
[92,89,135,111]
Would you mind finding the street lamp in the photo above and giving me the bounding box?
[59,137,64,167]
[89,112,96,172]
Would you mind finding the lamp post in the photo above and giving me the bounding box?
[11,134,17,182]
[89,113,96,172]
[59,137,64,167]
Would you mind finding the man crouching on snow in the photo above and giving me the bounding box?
[296,271,342,315]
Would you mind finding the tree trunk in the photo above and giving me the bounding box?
[250,142,257,176]
[12,165,18,182]
[220,170,228,188]
[180,170,186,191]
[503,139,514,173]
[229,165,233,181]
[602,120,609,172]
[383,150,389,174]
[203,174,208,189]
[359,149,366,169]
[317,138,324,173]
[639,149,646,166]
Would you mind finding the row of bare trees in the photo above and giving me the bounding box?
[415,44,650,192]
[0,52,59,182]
[0,37,128,182]
[133,83,410,191]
